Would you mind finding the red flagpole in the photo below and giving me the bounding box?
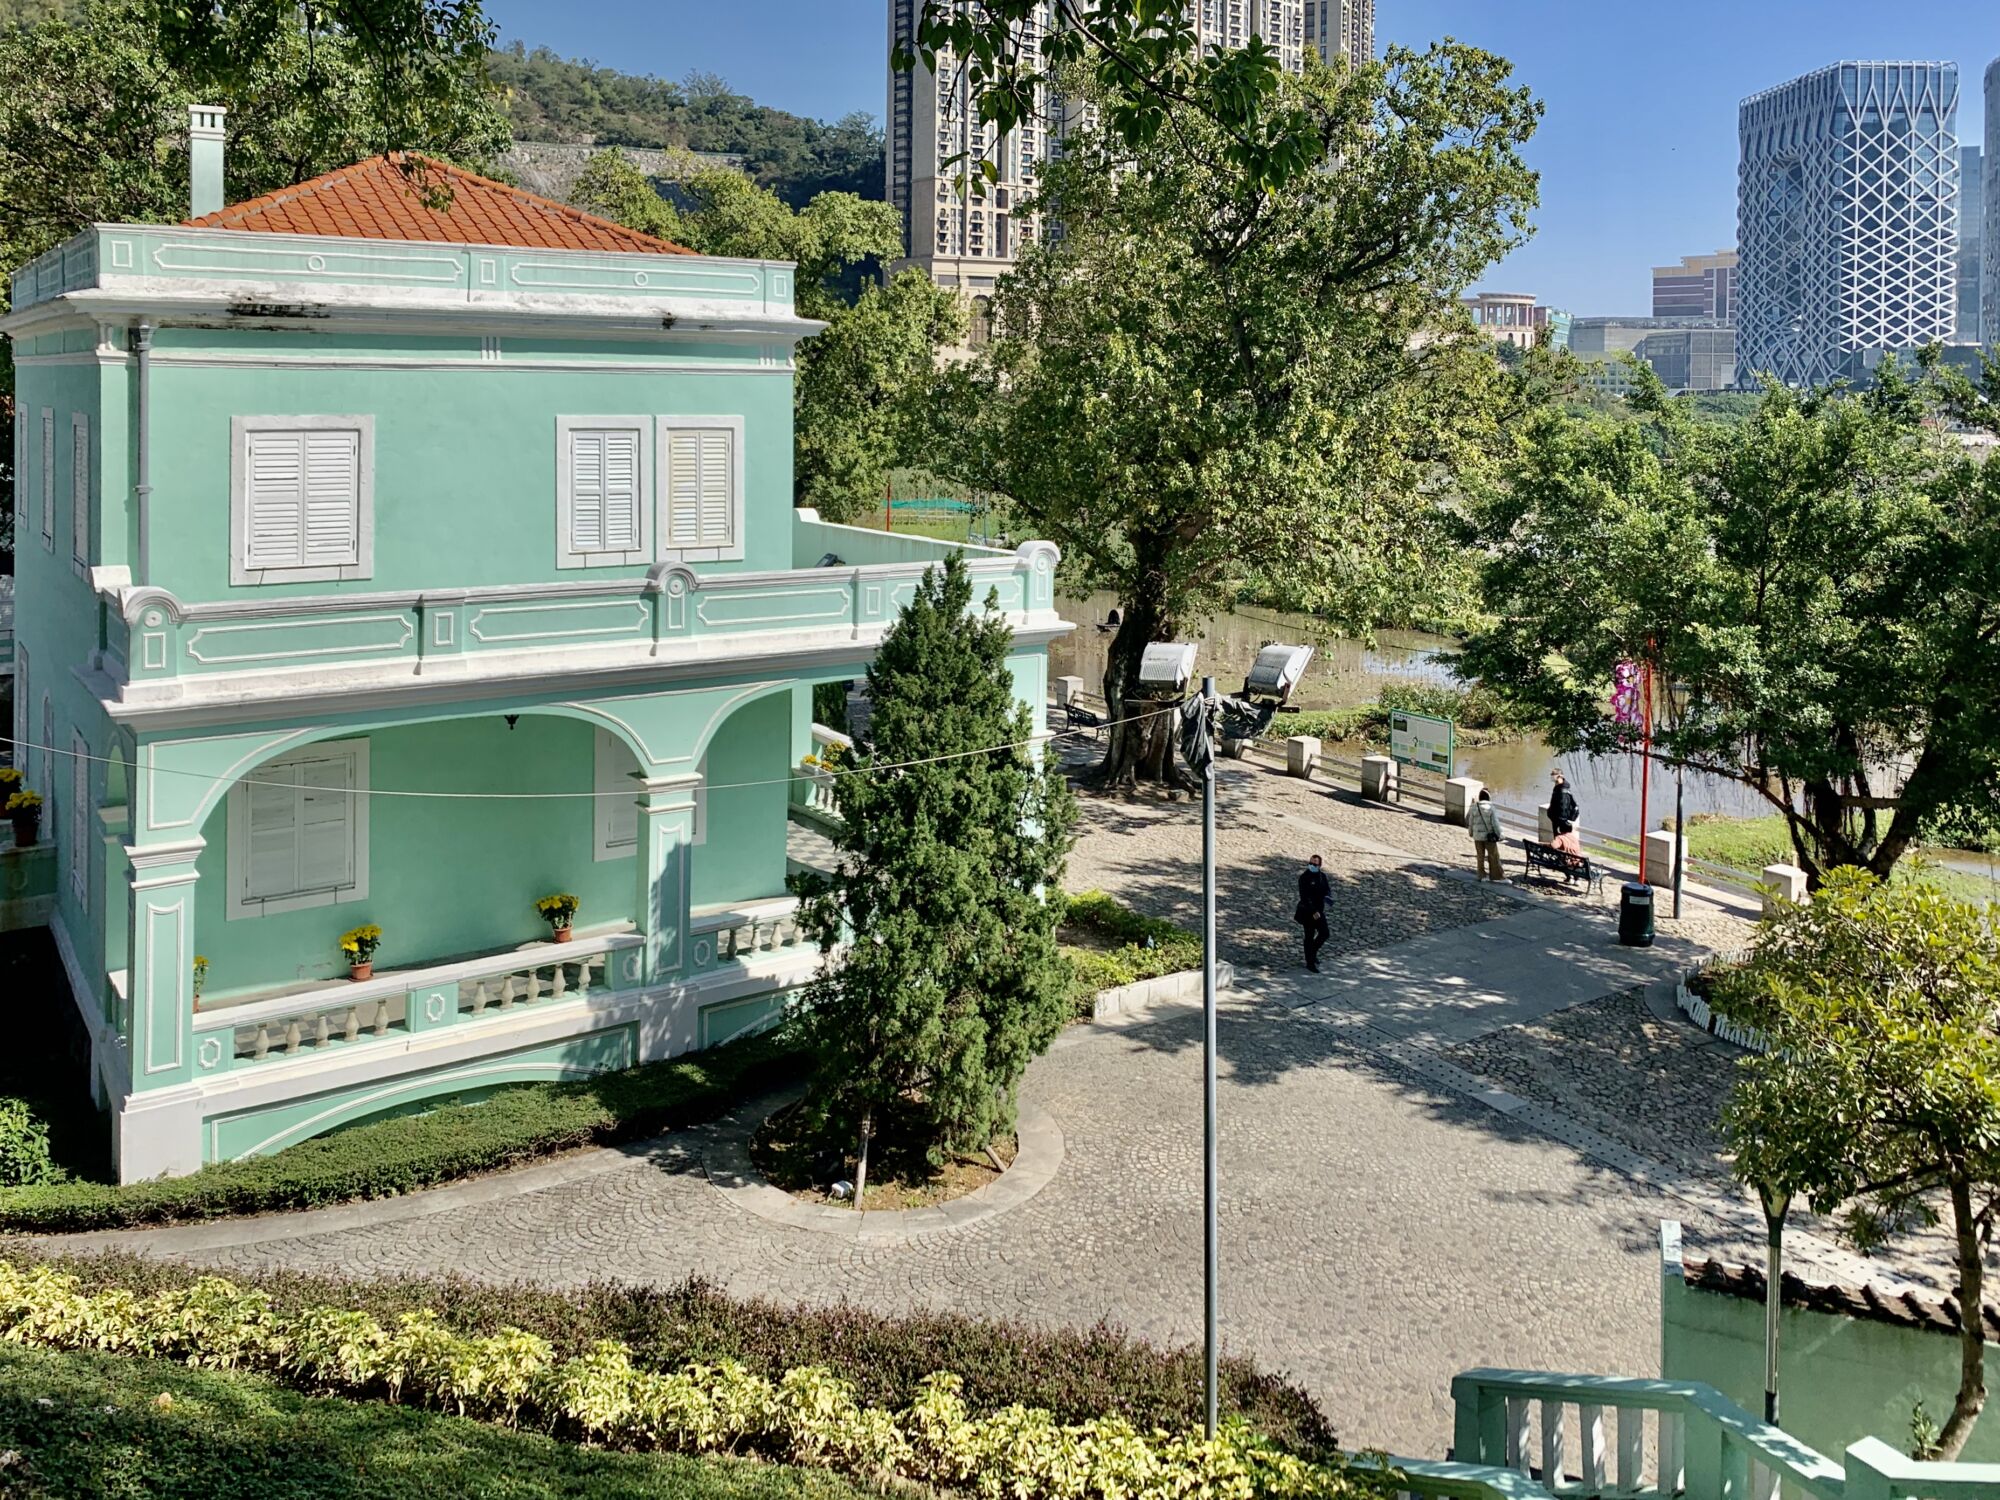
[884,480,893,532]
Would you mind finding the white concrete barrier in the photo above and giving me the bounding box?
[1361,754,1398,802]
[1645,830,1687,889]
[1444,776,1482,827]
[1054,675,1085,708]
[1761,862,1807,917]
[1285,735,1320,779]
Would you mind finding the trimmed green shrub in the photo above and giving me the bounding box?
[0,1096,59,1188]
[0,1343,887,1500]
[4,1248,1334,1456]
[1059,891,1203,1016]
[0,1028,807,1234]
[0,1263,1386,1500]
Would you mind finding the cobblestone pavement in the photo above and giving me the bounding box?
[48,754,1931,1457]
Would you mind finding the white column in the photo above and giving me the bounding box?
[635,774,701,988]
[1445,776,1483,826]
[1286,735,1320,778]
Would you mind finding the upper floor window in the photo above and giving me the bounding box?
[660,418,743,561]
[230,416,375,586]
[71,413,89,573]
[557,418,651,569]
[39,409,53,548]
[226,739,370,918]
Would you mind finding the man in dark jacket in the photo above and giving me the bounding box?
[1296,854,1332,972]
[1548,770,1579,837]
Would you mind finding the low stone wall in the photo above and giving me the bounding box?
[1092,963,1235,1021]
[1672,949,1768,1051]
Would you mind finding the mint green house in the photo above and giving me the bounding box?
[4,109,1062,1182]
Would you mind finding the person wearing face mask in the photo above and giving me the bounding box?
[1295,854,1332,972]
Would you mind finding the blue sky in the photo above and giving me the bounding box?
[486,1,1998,316]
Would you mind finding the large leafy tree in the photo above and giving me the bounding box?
[1459,364,2000,884]
[1719,869,2000,1459]
[941,49,1539,782]
[571,152,963,520]
[790,555,1074,1198]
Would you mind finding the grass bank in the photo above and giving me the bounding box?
[0,1025,808,1234]
[1673,813,1998,904]
[1270,682,1532,753]
[0,1343,881,1500]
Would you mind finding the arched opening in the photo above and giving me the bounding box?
[188,709,642,1004]
[687,687,800,913]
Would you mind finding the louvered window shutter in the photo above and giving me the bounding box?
[295,756,356,892]
[568,429,641,555]
[243,766,303,901]
[301,431,361,566]
[69,734,89,904]
[664,428,734,549]
[39,411,53,541]
[245,431,305,568]
[71,418,89,564]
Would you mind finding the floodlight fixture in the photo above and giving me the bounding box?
[1243,644,1314,706]
[1136,642,1199,698]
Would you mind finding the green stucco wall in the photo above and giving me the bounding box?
[188,692,794,1000]
[1662,1273,2000,1463]
[144,328,796,601]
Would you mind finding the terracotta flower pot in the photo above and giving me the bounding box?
[552,925,573,944]
[10,815,37,848]
[350,961,374,981]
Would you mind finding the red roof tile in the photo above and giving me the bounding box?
[184,153,693,256]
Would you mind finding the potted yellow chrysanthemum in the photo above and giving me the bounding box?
[339,925,382,981]
[534,893,580,943]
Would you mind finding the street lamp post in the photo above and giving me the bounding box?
[1669,682,1692,921]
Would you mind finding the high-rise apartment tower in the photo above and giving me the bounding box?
[886,1,1318,295]
[1985,58,1999,352]
[1737,62,1962,388]
[1307,0,1373,70]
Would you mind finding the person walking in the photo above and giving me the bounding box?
[1466,788,1505,881]
[1547,769,1580,839]
[1295,854,1331,972]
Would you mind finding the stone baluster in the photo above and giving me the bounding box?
[471,980,490,1013]
[343,1006,361,1044]
[373,999,390,1036]
[285,1019,302,1053]
[575,957,592,998]
[315,1012,333,1048]
[254,1024,271,1060]
[551,962,566,1000]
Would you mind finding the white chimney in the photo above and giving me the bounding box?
[189,105,227,218]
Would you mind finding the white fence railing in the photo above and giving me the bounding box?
[688,896,812,975]
[798,723,853,818]
[190,928,641,1075]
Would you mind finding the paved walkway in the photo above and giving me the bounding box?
[37,755,1926,1457]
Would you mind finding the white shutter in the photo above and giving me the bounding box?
[38,696,52,824]
[696,430,732,546]
[295,755,356,892]
[594,728,638,860]
[570,431,606,551]
[69,731,89,905]
[39,410,53,543]
[71,416,89,564]
[600,430,640,550]
[243,766,303,901]
[245,431,305,568]
[301,430,360,565]
[664,430,702,547]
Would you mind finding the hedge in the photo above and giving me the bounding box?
[0,1343,881,1500]
[0,1262,1390,1500]
[1,1247,1335,1456]
[1060,891,1204,1016]
[0,1026,808,1235]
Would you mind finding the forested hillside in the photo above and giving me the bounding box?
[488,42,881,205]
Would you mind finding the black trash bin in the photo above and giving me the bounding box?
[1618,882,1655,947]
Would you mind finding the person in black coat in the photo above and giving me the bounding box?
[1548,770,1579,837]
[1295,854,1332,972]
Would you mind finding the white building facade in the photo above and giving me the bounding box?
[1737,61,1962,388]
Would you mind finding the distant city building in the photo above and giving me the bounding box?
[1737,62,1962,388]
[886,1,1311,302]
[1652,251,1736,322]
[1986,59,2000,352]
[1462,291,1563,349]
[1958,144,1982,341]
[1307,0,1374,70]
[1570,318,1737,393]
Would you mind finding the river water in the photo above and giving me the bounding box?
[1052,592,1783,835]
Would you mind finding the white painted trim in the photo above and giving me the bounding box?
[224,737,370,920]
[114,353,795,375]
[592,726,640,862]
[38,408,53,548]
[555,416,653,569]
[229,414,376,586]
[49,909,129,1108]
[70,410,90,573]
[69,728,91,909]
[656,414,746,563]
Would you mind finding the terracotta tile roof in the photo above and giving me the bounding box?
[1682,1255,2000,1341]
[183,153,694,256]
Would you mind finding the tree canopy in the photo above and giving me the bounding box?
[789,555,1075,1191]
[938,48,1540,780]
[1718,868,2000,1458]
[570,152,963,519]
[1458,364,2000,883]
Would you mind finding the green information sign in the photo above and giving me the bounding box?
[1389,710,1456,776]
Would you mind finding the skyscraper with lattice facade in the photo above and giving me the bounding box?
[1984,57,1999,353]
[1307,0,1373,71]
[1737,62,1962,388]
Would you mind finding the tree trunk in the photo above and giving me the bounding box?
[1929,1175,1988,1460]
[1097,568,1194,788]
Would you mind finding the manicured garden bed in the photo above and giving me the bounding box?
[0,1343,881,1500]
[0,1248,1336,1456]
[1059,889,1203,1016]
[0,1026,809,1234]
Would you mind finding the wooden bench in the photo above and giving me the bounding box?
[1521,839,1604,895]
